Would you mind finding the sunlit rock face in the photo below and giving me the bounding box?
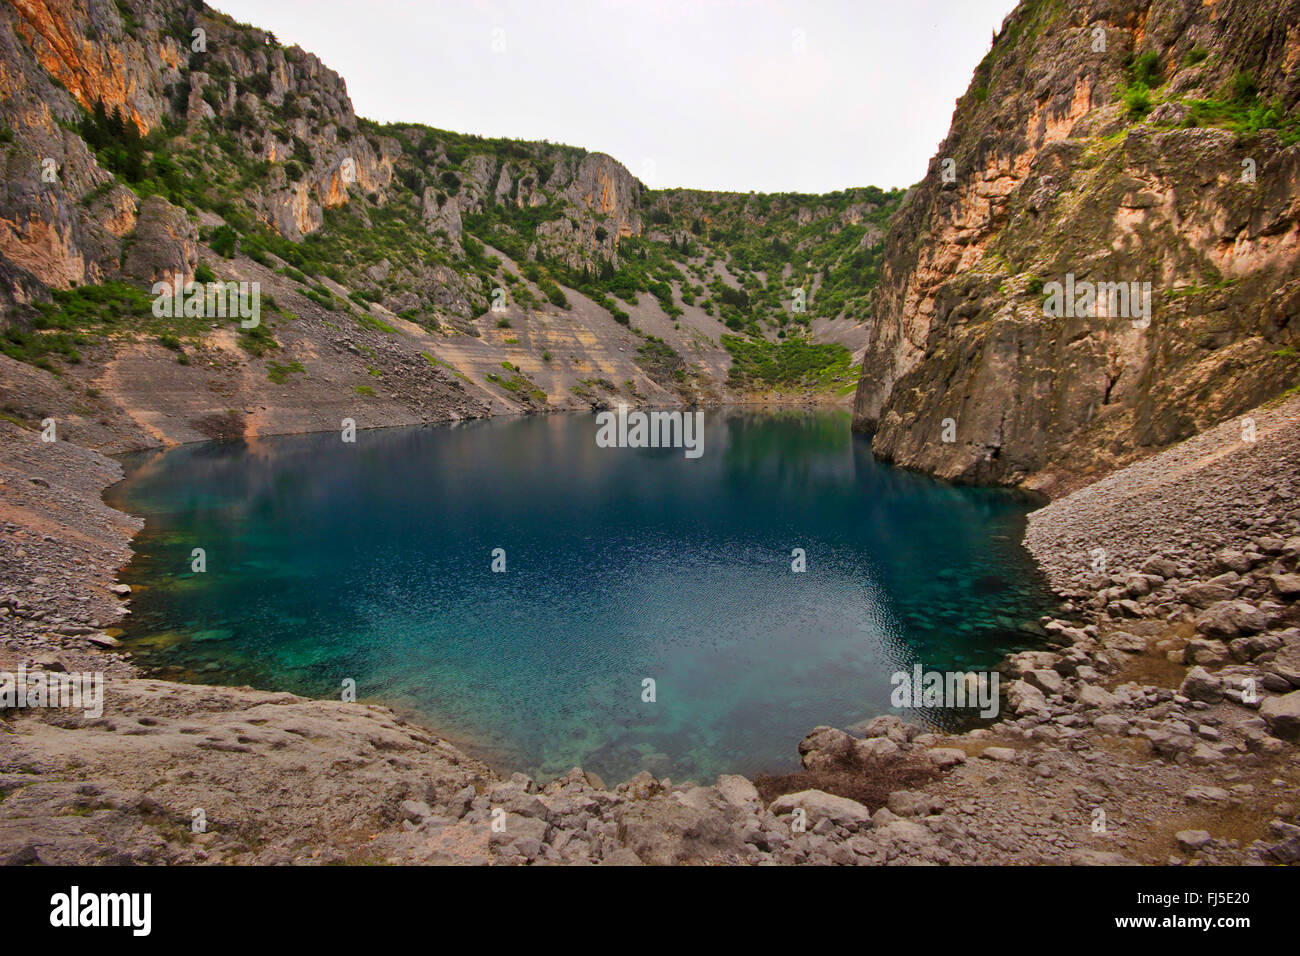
[854,0,1300,495]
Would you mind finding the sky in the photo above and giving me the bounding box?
[210,0,1019,194]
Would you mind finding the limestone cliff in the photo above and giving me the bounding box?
[0,0,903,436]
[853,0,1300,494]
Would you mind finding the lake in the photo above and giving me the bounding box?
[108,409,1055,783]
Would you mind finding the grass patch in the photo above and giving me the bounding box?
[266,359,304,383]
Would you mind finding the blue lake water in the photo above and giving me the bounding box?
[108,409,1055,783]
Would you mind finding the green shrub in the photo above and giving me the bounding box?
[1128,51,1162,88]
[1125,83,1153,119]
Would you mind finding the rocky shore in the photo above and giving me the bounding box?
[1,397,1298,865]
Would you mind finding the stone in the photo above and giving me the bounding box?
[1077,684,1119,709]
[1270,574,1300,598]
[1213,550,1250,574]
[980,746,1017,762]
[885,790,929,817]
[855,736,901,761]
[1139,556,1179,579]
[1195,601,1268,640]
[1179,666,1224,703]
[770,790,872,830]
[1182,582,1236,608]
[1024,668,1066,697]
[850,714,920,744]
[714,774,759,808]
[1184,638,1231,666]
[1266,645,1300,688]
[1184,785,1230,805]
[1092,714,1128,735]
[1105,631,1147,653]
[1175,829,1212,852]
[1260,691,1300,740]
[1007,679,1048,715]
[925,747,967,769]
[875,819,935,846]
[797,726,856,771]
[399,800,433,823]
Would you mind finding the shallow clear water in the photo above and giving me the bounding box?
[108,409,1054,783]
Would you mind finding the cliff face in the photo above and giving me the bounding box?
[854,0,1300,494]
[0,0,910,437]
[0,0,390,291]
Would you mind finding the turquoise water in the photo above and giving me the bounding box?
[108,410,1054,783]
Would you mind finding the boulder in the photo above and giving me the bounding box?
[980,746,1017,762]
[1260,691,1300,740]
[769,790,872,830]
[1195,601,1268,640]
[1139,556,1179,579]
[1077,684,1119,709]
[855,736,901,761]
[1181,582,1236,608]
[1179,666,1224,703]
[1272,574,1300,598]
[1184,638,1231,666]
[1105,631,1148,653]
[1007,679,1048,715]
[714,774,760,809]
[1024,668,1065,697]
[1266,645,1300,688]
[1175,829,1212,852]
[885,790,931,817]
[924,747,967,769]
[797,726,856,771]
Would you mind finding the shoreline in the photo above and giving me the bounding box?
[96,402,979,787]
[2,400,1298,864]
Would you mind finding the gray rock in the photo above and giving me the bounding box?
[1105,631,1148,653]
[714,774,760,809]
[1175,829,1212,852]
[925,747,967,769]
[1179,666,1224,703]
[885,790,929,817]
[1183,785,1230,805]
[1077,685,1120,709]
[1260,691,1300,740]
[1270,574,1300,598]
[1184,637,1231,666]
[1007,680,1048,715]
[1024,668,1066,697]
[770,790,873,830]
[980,746,1017,762]
[1195,600,1268,640]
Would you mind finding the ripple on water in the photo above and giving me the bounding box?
[109,410,1056,783]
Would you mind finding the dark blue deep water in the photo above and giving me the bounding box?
[108,410,1054,783]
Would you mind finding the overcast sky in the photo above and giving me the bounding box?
[210,0,1019,193]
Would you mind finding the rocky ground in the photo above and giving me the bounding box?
[1,395,1298,865]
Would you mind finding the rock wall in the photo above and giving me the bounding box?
[853,0,1300,494]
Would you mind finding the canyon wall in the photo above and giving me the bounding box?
[854,0,1300,494]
